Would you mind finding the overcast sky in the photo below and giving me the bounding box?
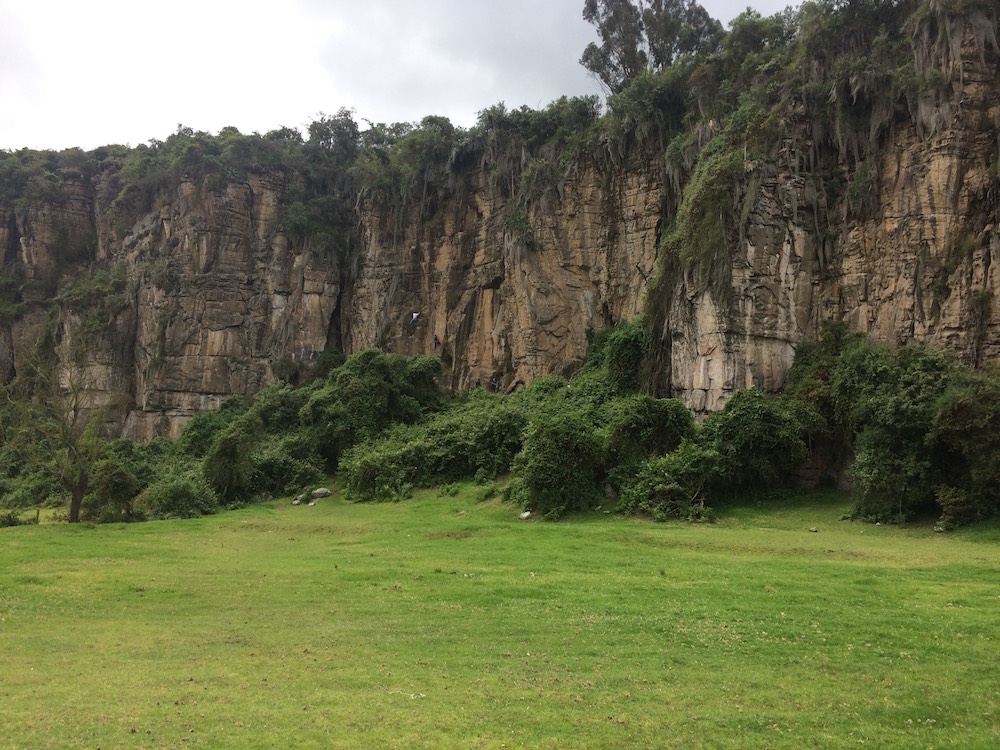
[0,0,792,152]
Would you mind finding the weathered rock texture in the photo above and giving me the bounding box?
[1,173,345,439]
[348,158,662,392]
[658,34,1000,412]
[1,32,997,438]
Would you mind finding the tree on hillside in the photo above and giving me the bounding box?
[580,0,724,93]
[581,0,648,93]
[642,0,725,68]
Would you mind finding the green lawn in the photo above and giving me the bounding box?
[1,487,999,749]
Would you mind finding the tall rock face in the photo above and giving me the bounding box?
[0,27,997,438]
[654,28,1000,412]
[348,26,999,412]
[0,173,344,439]
[348,157,662,391]
[116,176,344,439]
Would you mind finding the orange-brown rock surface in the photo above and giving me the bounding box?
[0,32,997,439]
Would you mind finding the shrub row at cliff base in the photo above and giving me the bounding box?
[4,320,1000,528]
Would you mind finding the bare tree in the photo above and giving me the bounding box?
[2,326,116,523]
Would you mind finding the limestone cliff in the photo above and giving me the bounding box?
[348,20,998,412]
[0,7,997,437]
[0,172,345,439]
[348,156,662,391]
[656,21,1000,411]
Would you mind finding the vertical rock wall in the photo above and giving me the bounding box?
[0,31,996,435]
[348,156,662,391]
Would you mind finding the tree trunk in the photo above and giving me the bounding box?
[68,473,87,523]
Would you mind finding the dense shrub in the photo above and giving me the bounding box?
[97,437,172,488]
[0,466,62,509]
[417,400,527,479]
[783,323,854,433]
[312,348,346,381]
[507,413,605,519]
[249,381,311,433]
[202,411,264,503]
[136,471,218,519]
[618,440,721,521]
[586,320,650,395]
[299,349,444,468]
[175,396,251,458]
[509,369,620,425]
[0,509,38,527]
[934,485,980,529]
[340,436,417,502]
[250,434,325,498]
[931,367,1000,526]
[834,343,953,520]
[340,396,527,501]
[601,394,694,467]
[82,458,143,523]
[700,388,807,495]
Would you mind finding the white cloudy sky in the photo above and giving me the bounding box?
[0,0,791,152]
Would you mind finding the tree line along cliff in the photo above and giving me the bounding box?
[0,0,997,440]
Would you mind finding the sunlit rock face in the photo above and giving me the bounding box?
[352,32,998,413]
[0,33,996,436]
[1,174,343,439]
[650,30,1000,412]
[348,158,662,393]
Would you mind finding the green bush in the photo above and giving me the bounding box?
[599,320,650,395]
[250,435,325,498]
[417,401,527,480]
[508,413,605,519]
[849,433,934,522]
[783,330,1000,525]
[830,337,896,437]
[175,396,251,458]
[601,394,694,468]
[249,382,310,433]
[934,485,977,530]
[202,411,264,503]
[299,349,444,469]
[0,466,62,509]
[82,458,143,523]
[136,471,218,519]
[931,368,1000,524]
[510,369,617,424]
[340,398,526,502]
[97,437,172,489]
[618,440,721,521]
[0,510,38,527]
[835,344,954,520]
[340,438,416,502]
[701,388,807,495]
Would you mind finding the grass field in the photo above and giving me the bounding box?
[1,486,999,749]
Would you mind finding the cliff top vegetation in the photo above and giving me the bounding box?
[3,0,996,243]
